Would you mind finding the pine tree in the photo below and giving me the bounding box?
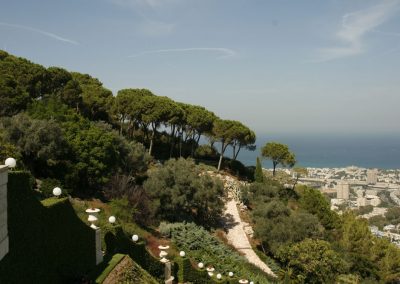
[254,156,264,182]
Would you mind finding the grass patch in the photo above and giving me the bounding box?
[41,196,68,207]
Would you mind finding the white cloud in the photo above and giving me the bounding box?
[0,22,79,45]
[128,47,237,59]
[315,1,399,62]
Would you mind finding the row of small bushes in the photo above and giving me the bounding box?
[174,256,240,284]
[161,222,274,284]
[101,223,248,283]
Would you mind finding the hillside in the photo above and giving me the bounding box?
[1,51,400,283]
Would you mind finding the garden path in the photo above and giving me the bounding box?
[224,198,276,277]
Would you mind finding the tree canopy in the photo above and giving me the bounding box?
[143,158,224,226]
[261,142,296,176]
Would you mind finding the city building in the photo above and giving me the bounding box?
[367,169,378,184]
[337,181,349,199]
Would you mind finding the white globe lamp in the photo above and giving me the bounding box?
[52,187,62,197]
[179,251,185,257]
[217,273,222,279]
[5,157,16,168]
[229,272,234,277]
[132,234,139,242]
[198,262,204,269]
[250,282,254,284]
[108,216,116,224]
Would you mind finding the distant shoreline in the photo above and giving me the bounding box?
[261,166,400,171]
[236,133,400,170]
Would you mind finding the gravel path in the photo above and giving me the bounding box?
[224,199,276,277]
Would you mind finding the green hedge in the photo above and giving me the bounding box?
[167,222,275,283]
[94,253,125,283]
[0,171,97,283]
[174,257,239,284]
[102,224,165,281]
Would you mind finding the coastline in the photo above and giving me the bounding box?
[236,133,400,170]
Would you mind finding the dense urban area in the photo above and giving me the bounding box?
[297,167,400,247]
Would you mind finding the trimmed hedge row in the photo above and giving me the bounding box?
[94,253,125,283]
[174,257,240,284]
[0,171,97,283]
[167,222,274,283]
[102,224,165,281]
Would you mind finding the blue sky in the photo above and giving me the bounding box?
[1,0,400,135]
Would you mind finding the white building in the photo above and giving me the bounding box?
[337,181,349,200]
[357,195,381,207]
[367,169,378,185]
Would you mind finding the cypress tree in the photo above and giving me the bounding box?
[254,157,264,183]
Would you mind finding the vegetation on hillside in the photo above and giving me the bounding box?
[0,50,255,195]
[1,50,400,283]
[242,178,400,283]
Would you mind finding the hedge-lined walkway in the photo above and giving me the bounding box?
[224,198,276,277]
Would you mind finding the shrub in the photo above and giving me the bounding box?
[167,222,273,284]
[277,239,346,284]
[143,158,224,226]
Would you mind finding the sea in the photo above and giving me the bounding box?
[236,133,400,170]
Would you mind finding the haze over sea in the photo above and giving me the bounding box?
[237,133,400,170]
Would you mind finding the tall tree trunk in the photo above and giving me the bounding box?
[292,175,299,190]
[119,115,125,136]
[217,153,224,172]
[273,161,278,176]
[190,132,196,157]
[233,145,242,160]
[217,141,226,171]
[169,125,176,158]
[149,136,154,155]
[149,127,155,155]
[141,122,149,145]
[196,133,201,145]
[179,130,183,157]
[193,133,202,157]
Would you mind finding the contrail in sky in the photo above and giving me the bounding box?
[0,22,79,45]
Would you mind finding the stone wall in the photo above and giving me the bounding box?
[0,166,8,261]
